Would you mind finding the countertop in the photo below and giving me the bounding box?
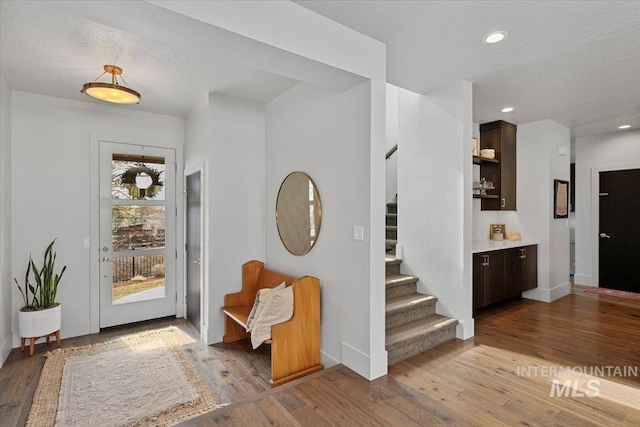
[472,240,539,253]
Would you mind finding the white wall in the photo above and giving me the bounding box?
[385,85,399,204]
[0,75,12,366]
[154,1,388,381]
[516,120,571,302]
[184,93,266,344]
[397,81,475,339]
[10,92,184,345]
[265,81,385,377]
[574,129,640,286]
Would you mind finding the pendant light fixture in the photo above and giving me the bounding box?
[81,65,141,104]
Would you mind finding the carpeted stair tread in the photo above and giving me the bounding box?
[385,256,402,275]
[386,315,458,349]
[386,213,398,226]
[385,256,401,264]
[385,274,418,286]
[385,238,398,247]
[385,225,398,231]
[385,293,437,316]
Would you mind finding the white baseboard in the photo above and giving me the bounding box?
[1,333,12,368]
[456,318,475,340]
[321,351,340,368]
[207,322,224,345]
[523,282,572,303]
[341,341,388,381]
[573,274,592,286]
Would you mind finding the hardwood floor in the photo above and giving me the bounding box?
[2,287,640,426]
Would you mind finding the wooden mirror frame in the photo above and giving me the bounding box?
[276,172,322,256]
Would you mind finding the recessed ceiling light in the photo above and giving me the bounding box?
[501,107,514,113]
[618,125,631,129]
[484,31,508,44]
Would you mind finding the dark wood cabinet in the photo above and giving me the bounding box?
[473,245,537,311]
[473,250,506,309]
[505,245,538,294]
[479,120,517,211]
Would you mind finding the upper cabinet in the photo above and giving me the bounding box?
[479,120,517,211]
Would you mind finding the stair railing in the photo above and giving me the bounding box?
[385,144,398,160]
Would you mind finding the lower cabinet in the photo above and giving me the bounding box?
[473,245,537,311]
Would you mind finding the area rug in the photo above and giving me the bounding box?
[584,287,640,301]
[27,327,223,426]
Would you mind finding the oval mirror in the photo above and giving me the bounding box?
[276,172,322,255]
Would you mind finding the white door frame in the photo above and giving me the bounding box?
[184,162,208,343]
[589,162,640,288]
[90,133,184,333]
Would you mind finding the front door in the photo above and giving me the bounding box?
[599,169,640,292]
[186,171,202,332]
[99,142,177,328]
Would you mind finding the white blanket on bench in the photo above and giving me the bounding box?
[251,285,294,349]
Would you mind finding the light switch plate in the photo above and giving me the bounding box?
[353,226,364,241]
[83,237,90,247]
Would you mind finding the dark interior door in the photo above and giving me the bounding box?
[186,171,202,331]
[599,169,640,292]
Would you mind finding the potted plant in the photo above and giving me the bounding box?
[14,239,66,344]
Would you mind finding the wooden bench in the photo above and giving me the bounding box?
[222,260,323,387]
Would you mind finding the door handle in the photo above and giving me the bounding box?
[193,259,201,264]
[519,248,527,259]
[599,233,611,239]
[101,257,113,262]
[501,198,506,208]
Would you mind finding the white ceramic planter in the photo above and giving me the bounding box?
[18,304,61,338]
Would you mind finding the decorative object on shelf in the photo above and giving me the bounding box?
[554,179,569,218]
[472,138,479,156]
[480,148,496,159]
[508,232,522,241]
[276,171,322,255]
[81,65,141,104]
[14,239,66,355]
[490,223,506,241]
[474,178,495,195]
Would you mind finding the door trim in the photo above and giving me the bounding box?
[184,162,207,343]
[590,162,640,287]
[90,133,184,333]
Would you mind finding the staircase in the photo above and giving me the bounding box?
[385,203,458,365]
[385,203,397,254]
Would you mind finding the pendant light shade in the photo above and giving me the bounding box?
[81,65,141,104]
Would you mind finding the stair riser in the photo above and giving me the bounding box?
[386,304,436,329]
[386,215,397,227]
[386,228,397,240]
[386,282,417,300]
[386,263,401,276]
[387,204,397,214]
[387,323,458,365]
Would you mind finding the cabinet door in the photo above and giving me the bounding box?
[483,251,505,306]
[473,253,486,310]
[520,245,537,292]
[505,245,538,295]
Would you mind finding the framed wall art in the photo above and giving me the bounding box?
[554,179,569,218]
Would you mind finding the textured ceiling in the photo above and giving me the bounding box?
[1,0,638,138]
[0,1,300,117]
[296,0,640,138]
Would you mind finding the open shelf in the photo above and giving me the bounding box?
[473,194,499,199]
[473,155,499,165]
